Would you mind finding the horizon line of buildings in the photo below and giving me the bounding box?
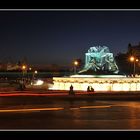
[0,62,71,71]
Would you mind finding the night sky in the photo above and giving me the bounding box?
[1,10,140,66]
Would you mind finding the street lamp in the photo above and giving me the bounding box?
[34,70,38,74]
[32,70,38,81]
[28,67,32,81]
[73,60,78,74]
[129,56,139,77]
[21,65,27,89]
[130,56,135,62]
[21,65,27,79]
[22,65,26,70]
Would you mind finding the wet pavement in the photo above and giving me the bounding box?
[0,95,140,130]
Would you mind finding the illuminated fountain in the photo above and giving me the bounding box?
[50,46,140,91]
[79,45,119,74]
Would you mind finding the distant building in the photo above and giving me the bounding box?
[128,43,140,57]
[115,42,140,75]
[6,62,20,71]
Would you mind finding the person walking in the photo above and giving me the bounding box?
[69,85,75,95]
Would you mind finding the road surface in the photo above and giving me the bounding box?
[0,91,140,129]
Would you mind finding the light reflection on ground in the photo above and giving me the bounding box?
[0,99,140,129]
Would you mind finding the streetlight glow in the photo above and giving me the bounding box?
[34,70,38,74]
[129,56,139,77]
[73,60,79,74]
[130,56,135,62]
[22,65,26,70]
[74,61,78,66]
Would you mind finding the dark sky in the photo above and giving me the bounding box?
[0,10,140,66]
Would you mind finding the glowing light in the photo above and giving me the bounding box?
[29,67,32,70]
[74,61,78,66]
[0,107,64,113]
[22,65,26,70]
[79,46,119,74]
[80,106,111,109]
[129,56,139,62]
[70,75,126,78]
[34,70,38,74]
[130,83,137,91]
[71,75,94,77]
[122,83,130,91]
[130,56,135,62]
[112,83,122,91]
[33,80,44,86]
[51,77,140,91]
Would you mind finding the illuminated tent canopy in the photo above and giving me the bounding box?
[79,46,119,74]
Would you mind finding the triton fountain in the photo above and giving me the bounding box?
[50,46,140,91]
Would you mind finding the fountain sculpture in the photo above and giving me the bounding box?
[79,46,119,74]
[50,46,140,92]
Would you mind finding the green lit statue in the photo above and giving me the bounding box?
[79,46,119,74]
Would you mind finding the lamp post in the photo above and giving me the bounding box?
[32,70,38,81]
[21,65,27,90]
[130,56,139,77]
[22,65,26,80]
[74,60,78,74]
[136,59,139,76]
[28,67,32,82]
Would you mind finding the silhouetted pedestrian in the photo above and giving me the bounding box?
[69,85,75,95]
[87,86,90,92]
[91,87,94,92]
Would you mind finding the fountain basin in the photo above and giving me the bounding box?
[50,75,140,91]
